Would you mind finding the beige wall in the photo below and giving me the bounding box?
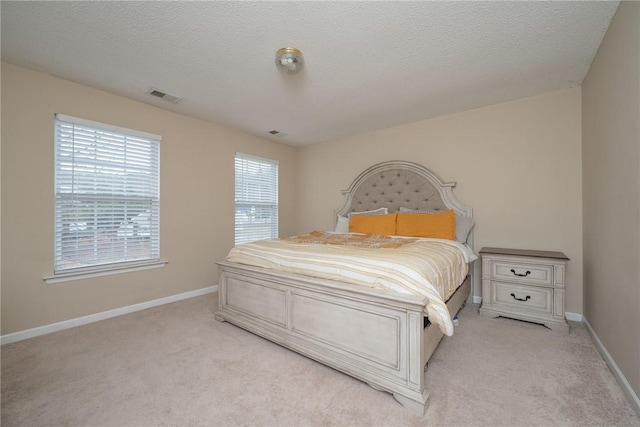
[0,64,586,334]
[582,1,640,398]
[296,88,583,313]
[1,62,297,335]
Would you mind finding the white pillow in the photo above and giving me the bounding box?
[347,207,388,220]
[334,208,389,234]
[399,206,417,213]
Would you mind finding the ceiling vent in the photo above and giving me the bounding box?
[268,130,288,137]
[146,88,182,104]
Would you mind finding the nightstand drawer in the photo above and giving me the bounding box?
[491,261,553,286]
[491,281,552,315]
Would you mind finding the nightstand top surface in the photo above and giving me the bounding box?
[479,247,569,260]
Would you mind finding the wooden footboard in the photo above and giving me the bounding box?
[215,261,470,415]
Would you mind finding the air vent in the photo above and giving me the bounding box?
[146,88,182,104]
[267,130,287,138]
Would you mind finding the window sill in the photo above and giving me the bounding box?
[43,260,168,284]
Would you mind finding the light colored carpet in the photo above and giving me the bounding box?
[1,293,638,427]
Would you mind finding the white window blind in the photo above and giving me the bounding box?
[54,114,161,273]
[235,153,278,245]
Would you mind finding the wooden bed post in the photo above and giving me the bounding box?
[393,309,430,415]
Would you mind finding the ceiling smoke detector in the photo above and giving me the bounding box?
[146,88,182,104]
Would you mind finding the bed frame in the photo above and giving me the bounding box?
[216,160,474,415]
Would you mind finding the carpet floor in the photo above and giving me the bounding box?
[1,293,638,427]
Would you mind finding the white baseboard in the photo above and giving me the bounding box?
[584,316,640,417]
[565,312,583,322]
[473,296,482,304]
[1,285,218,345]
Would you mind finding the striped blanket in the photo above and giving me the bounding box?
[226,233,476,336]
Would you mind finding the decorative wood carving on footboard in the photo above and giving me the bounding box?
[216,261,471,415]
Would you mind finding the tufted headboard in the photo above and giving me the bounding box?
[336,160,472,220]
[334,160,475,297]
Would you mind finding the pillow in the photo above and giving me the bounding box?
[453,215,475,244]
[334,216,350,233]
[396,210,456,240]
[399,206,418,213]
[399,207,475,243]
[349,213,397,235]
[347,207,388,220]
[335,208,388,234]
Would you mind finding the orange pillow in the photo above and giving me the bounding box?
[396,210,455,240]
[349,213,397,235]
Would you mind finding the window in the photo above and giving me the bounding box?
[234,153,278,245]
[54,114,160,274]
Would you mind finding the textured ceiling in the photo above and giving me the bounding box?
[1,1,618,146]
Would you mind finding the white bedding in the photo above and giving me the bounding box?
[226,233,476,336]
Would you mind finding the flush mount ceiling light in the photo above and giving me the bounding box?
[275,47,304,75]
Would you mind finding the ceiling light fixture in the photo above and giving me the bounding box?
[275,47,304,75]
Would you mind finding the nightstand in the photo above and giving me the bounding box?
[478,247,570,332]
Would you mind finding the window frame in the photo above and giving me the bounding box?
[234,153,279,245]
[47,114,164,283]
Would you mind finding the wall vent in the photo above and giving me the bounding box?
[146,88,182,104]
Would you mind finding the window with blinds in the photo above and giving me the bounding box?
[235,153,278,245]
[54,114,161,273]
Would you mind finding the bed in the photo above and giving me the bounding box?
[215,160,475,415]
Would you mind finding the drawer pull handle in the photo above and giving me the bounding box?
[510,269,531,277]
[511,293,531,302]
